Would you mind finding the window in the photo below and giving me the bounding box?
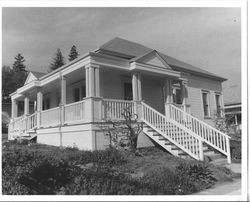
[202,91,210,117]
[173,88,182,104]
[72,82,86,102]
[74,87,80,102]
[43,97,50,110]
[124,82,133,100]
[215,94,222,117]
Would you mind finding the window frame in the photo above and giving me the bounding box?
[71,80,86,102]
[201,90,211,118]
[215,92,222,117]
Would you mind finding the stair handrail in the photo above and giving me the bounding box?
[141,102,204,161]
[168,103,231,163]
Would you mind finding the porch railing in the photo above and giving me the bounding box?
[41,107,60,127]
[102,99,135,120]
[64,100,86,124]
[168,103,231,162]
[8,113,37,138]
[174,104,191,114]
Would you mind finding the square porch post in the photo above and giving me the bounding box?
[181,80,189,112]
[132,72,142,120]
[85,63,102,122]
[60,76,66,125]
[24,95,30,116]
[36,87,43,128]
[11,98,18,120]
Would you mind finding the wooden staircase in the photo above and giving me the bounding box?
[141,102,231,163]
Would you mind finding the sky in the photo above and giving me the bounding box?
[2,7,241,102]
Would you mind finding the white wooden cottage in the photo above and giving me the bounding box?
[8,37,231,163]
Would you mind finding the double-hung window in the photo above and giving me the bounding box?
[202,91,210,118]
[215,93,222,117]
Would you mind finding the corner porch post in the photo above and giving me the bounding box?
[132,72,142,120]
[95,66,100,97]
[85,63,102,123]
[11,98,18,120]
[60,76,66,125]
[24,95,30,116]
[181,80,188,112]
[164,78,173,118]
[36,87,43,128]
[132,73,138,101]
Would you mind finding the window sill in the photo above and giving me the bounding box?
[204,116,212,119]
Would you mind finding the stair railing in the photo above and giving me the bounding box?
[168,104,231,163]
[141,102,204,161]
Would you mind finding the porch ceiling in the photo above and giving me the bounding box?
[65,66,85,85]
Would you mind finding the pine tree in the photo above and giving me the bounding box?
[12,53,26,72]
[68,45,79,61]
[49,49,65,71]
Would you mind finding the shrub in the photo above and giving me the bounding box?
[2,150,76,194]
[175,162,217,190]
[63,165,150,195]
[142,166,197,195]
[230,140,241,161]
[57,147,127,166]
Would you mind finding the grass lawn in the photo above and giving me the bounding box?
[2,140,240,195]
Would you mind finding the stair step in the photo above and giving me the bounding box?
[152,133,161,136]
[205,153,222,161]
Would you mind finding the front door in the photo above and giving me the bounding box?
[124,82,133,100]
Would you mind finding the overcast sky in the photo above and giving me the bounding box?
[2,7,241,98]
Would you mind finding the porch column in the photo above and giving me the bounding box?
[85,63,102,122]
[95,66,100,97]
[11,99,18,120]
[85,66,89,97]
[61,76,66,105]
[181,80,188,112]
[88,65,95,97]
[132,72,142,119]
[132,73,138,100]
[137,73,142,100]
[36,87,43,128]
[24,95,30,116]
[60,76,66,125]
[132,72,142,100]
[164,78,173,117]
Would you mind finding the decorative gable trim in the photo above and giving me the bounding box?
[130,50,171,69]
[24,72,38,85]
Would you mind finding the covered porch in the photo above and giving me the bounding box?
[8,57,190,138]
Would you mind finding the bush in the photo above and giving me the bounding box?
[63,165,150,195]
[57,147,127,166]
[230,140,241,161]
[175,162,217,190]
[142,166,197,195]
[2,150,76,194]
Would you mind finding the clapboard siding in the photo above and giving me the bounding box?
[141,76,165,114]
[101,70,125,100]
[187,75,223,125]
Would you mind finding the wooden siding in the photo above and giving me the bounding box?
[187,75,223,125]
[141,76,165,114]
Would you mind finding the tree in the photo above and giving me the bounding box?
[68,45,79,61]
[101,107,143,153]
[2,65,28,102]
[49,49,65,72]
[12,53,26,72]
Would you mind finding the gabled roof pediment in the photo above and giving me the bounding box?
[24,71,46,85]
[130,50,171,69]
